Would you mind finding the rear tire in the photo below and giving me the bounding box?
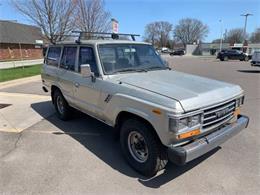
[244,56,249,61]
[120,119,168,177]
[53,90,72,121]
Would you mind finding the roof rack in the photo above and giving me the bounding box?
[71,31,140,42]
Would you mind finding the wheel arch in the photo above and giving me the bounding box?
[115,111,162,144]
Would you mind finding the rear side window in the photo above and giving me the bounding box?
[46,47,61,66]
[60,47,77,71]
[79,47,98,74]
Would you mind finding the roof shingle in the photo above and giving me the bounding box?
[0,20,43,44]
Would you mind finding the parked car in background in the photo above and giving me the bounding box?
[251,51,260,66]
[170,49,185,56]
[217,49,250,61]
[161,47,170,53]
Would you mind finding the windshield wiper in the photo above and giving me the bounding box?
[112,68,147,74]
[146,66,170,71]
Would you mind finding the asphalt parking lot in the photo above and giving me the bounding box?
[0,56,259,194]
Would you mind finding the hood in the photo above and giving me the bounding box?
[117,70,242,112]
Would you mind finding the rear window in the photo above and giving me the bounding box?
[46,47,61,66]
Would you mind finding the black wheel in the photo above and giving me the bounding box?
[244,56,249,61]
[224,56,228,61]
[120,119,168,177]
[53,90,72,121]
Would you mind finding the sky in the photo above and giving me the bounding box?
[0,0,259,42]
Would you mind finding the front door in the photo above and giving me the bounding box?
[73,46,102,117]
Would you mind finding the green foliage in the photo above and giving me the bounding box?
[0,65,42,82]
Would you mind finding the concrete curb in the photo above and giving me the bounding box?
[0,59,43,69]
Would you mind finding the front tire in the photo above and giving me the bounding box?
[120,119,168,177]
[53,90,72,121]
[244,56,249,61]
[224,56,228,61]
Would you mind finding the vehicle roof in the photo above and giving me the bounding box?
[53,39,151,46]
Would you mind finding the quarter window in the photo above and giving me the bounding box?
[60,47,77,71]
[46,47,61,66]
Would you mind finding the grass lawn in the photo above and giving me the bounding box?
[0,65,42,82]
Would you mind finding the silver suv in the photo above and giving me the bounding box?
[41,33,249,177]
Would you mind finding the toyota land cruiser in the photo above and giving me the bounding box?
[41,32,249,177]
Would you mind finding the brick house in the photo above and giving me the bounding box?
[0,20,43,61]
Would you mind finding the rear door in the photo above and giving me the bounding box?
[42,46,62,87]
[234,50,244,60]
[227,50,235,59]
[57,46,79,104]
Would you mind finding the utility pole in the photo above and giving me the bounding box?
[241,13,253,40]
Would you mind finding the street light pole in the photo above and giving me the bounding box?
[219,19,223,51]
[241,13,253,40]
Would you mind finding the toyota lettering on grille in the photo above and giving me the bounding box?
[216,108,230,118]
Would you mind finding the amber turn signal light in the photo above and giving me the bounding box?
[177,129,201,139]
[234,108,241,117]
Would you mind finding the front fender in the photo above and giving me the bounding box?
[103,93,177,145]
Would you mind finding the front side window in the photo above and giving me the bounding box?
[60,47,77,71]
[78,47,98,75]
[98,44,166,74]
[46,47,61,66]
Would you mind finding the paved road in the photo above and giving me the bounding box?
[0,57,259,194]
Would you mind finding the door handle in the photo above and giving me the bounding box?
[74,82,80,88]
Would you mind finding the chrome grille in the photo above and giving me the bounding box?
[202,100,236,131]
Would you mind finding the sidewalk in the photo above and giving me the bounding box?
[0,75,41,89]
[0,75,54,133]
[0,59,43,69]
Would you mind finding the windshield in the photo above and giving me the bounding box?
[98,44,166,74]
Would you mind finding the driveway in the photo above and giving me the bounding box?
[0,57,259,194]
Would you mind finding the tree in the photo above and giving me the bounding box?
[174,18,209,46]
[212,39,222,43]
[250,28,260,43]
[144,21,173,47]
[225,28,245,44]
[75,0,111,36]
[144,22,158,46]
[13,0,77,44]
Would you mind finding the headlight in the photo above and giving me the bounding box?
[236,96,245,108]
[169,114,202,133]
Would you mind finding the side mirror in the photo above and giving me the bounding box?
[81,64,92,77]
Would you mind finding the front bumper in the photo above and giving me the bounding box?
[168,115,249,165]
